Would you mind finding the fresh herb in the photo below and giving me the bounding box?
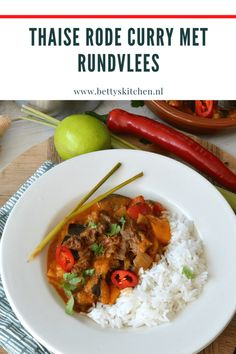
[120,216,126,230]
[131,100,144,108]
[106,223,121,236]
[29,170,143,261]
[65,293,74,315]
[68,276,85,286]
[182,266,195,280]
[88,220,97,229]
[83,268,95,277]
[62,282,77,295]
[63,272,78,282]
[91,243,104,255]
[61,274,78,315]
[62,272,84,288]
[62,269,95,315]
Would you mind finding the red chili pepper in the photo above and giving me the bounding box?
[195,100,214,118]
[103,109,236,193]
[111,270,139,289]
[55,245,75,272]
[127,196,152,220]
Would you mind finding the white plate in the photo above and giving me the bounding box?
[1,149,236,354]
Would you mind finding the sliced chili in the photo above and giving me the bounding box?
[111,270,139,289]
[195,100,214,118]
[55,245,75,272]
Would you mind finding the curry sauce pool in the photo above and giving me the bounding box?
[47,194,208,326]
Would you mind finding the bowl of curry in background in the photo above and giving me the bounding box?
[146,100,236,134]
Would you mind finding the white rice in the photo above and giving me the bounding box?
[88,211,208,328]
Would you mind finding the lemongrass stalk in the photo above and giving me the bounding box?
[217,186,236,212]
[19,116,56,128]
[111,134,140,150]
[28,171,143,261]
[71,162,121,213]
[68,172,143,220]
[21,105,140,151]
[21,105,60,126]
[29,162,122,260]
[21,109,59,127]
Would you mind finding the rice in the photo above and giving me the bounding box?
[88,210,208,328]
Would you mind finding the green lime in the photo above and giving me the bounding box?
[54,114,111,160]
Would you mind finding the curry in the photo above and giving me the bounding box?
[167,100,236,119]
[47,194,171,314]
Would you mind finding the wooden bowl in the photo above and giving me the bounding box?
[145,101,236,134]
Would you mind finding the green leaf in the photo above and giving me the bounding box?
[119,216,126,229]
[88,220,97,229]
[131,100,144,108]
[65,294,74,315]
[63,272,78,282]
[63,288,72,298]
[62,268,95,316]
[182,266,195,280]
[61,282,77,293]
[91,243,104,255]
[68,276,84,285]
[62,273,82,292]
[83,268,95,277]
[106,223,121,236]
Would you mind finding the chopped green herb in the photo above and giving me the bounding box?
[131,100,144,108]
[88,220,97,229]
[91,243,104,255]
[61,282,77,294]
[61,274,79,293]
[106,223,121,236]
[62,269,95,315]
[68,276,84,286]
[182,266,195,280]
[120,216,126,230]
[63,272,78,282]
[62,272,84,290]
[83,268,95,277]
[65,293,74,315]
